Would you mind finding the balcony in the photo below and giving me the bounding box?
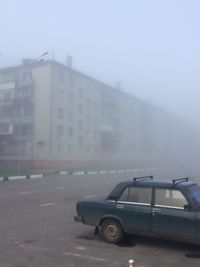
[0,97,13,106]
[0,133,13,143]
[16,79,34,88]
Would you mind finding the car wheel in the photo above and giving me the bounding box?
[101,219,123,244]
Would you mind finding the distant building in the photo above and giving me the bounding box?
[0,60,199,171]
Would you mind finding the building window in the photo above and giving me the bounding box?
[68,127,74,138]
[78,136,82,146]
[68,93,74,104]
[22,124,33,135]
[94,132,98,140]
[86,82,90,91]
[94,101,98,110]
[86,130,92,140]
[0,72,15,83]
[78,120,83,130]
[13,124,20,134]
[57,125,64,139]
[68,110,74,120]
[86,114,90,124]
[57,143,64,152]
[86,145,91,154]
[59,71,65,82]
[94,117,98,125]
[23,72,32,80]
[13,124,33,135]
[69,75,74,86]
[86,98,91,108]
[78,104,83,114]
[67,145,73,154]
[59,88,65,97]
[78,87,83,97]
[0,122,10,134]
[58,107,64,118]
[94,146,98,154]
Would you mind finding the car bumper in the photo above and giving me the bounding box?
[74,215,84,223]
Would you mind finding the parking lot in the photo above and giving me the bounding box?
[0,168,200,267]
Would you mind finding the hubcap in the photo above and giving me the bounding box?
[105,224,118,240]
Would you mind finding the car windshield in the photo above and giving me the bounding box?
[186,184,200,208]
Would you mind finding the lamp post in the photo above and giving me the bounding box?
[36,52,48,62]
[17,101,23,174]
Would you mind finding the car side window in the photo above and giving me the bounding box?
[118,186,152,205]
[155,189,188,209]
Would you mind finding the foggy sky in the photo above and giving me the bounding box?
[1,0,200,126]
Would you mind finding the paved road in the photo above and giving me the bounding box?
[0,168,200,267]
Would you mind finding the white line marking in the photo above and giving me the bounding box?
[109,170,116,173]
[99,170,107,174]
[9,175,26,180]
[63,251,108,262]
[19,191,32,195]
[85,195,95,198]
[87,171,98,175]
[56,187,65,190]
[30,174,44,179]
[75,246,86,251]
[40,202,55,207]
[19,244,48,252]
[18,244,108,263]
[59,171,68,174]
[74,171,85,175]
[84,183,92,186]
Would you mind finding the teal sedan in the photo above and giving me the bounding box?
[74,176,200,244]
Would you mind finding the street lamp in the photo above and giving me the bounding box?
[36,52,48,62]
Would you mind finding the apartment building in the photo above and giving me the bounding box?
[0,59,198,171]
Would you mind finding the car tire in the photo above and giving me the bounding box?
[101,219,123,244]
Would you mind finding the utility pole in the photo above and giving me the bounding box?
[17,95,23,174]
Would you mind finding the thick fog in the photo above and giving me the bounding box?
[1,0,200,125]
[1,0,200,176]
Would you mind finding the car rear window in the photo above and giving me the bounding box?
[187,184,200,208]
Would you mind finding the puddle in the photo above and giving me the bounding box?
[185,253,200,259]
[117,236,136,247]
[24,239,37,244]
[77,234,96,240]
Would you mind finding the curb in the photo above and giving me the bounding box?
[0,167,161,182]
[9,175,26,181]
[0,173,45,182]
[30,174,45,179]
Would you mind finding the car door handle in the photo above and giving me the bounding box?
[116,204,124,209]
[152,208,161,215]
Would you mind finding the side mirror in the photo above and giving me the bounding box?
[107,196,117,201]
[184,204,192,210]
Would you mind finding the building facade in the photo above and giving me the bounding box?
[0,60,199,171]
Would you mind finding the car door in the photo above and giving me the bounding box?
[151,187,196,241]
[115,186,152,234]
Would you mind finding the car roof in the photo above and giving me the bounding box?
[107,178,196,200]
[120,179,195,188]
[129,180,194,188]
